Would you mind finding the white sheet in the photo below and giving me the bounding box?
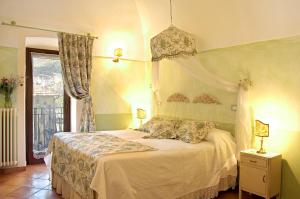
[90,128,237,199]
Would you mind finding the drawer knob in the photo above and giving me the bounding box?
[263,175,266,183]
[249,160,257,163]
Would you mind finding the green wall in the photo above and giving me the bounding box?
[158,59,237,124]
[95,113,132,131]
[0,46,18,107]
[196,36,300,198]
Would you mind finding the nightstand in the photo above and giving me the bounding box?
[239,149,282,199]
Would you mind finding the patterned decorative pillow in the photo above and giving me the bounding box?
[143,120,178,139]
[204,121,216,129]
[164,118,183,129]
[176,120,215,144]
[137,117,164,133]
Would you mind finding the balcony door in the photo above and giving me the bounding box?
[26,48,70,164]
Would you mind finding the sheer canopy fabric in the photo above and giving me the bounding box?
[58,33,96,132]
[235,86,252,158]
[175,57,238,93]
[151,56,252,157]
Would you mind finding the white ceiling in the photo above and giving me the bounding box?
[0,0,145,59]
[136,0,300,55]
[1,0,300,60]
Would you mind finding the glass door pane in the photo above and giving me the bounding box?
[31,53,64,159]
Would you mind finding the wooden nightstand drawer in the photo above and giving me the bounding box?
[241,155,267,168]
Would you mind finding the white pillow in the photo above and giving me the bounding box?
[206,128,234,143]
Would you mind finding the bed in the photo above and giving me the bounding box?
[49,127,237,199]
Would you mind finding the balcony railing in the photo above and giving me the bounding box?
[33,107,64,159]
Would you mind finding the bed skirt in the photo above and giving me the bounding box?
[52,171,236,199]
[52,171,98,199]
[177,175,236,199]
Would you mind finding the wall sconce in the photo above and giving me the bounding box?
[112,48,123,62]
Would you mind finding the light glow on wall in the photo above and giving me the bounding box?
[99,31,135,59]
[92,57,152,129]
[252,97,300,153]
[122,85,152,128]
[103,58,131,69]
[116,61,152,128]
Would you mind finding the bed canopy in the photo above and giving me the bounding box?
[151,25,197,62]
[150,0,252,157]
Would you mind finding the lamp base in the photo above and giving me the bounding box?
[257,136,266,154]
[112,57,119,62]
[257,148,266,154]
[139,119,143,128]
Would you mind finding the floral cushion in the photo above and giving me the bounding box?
[139,117,215,143]
[176,121,215,144]
[137,117,164,133]
[205,121,216,129]
[143,120,178,139]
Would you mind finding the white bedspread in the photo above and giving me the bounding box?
[90,128,237,199]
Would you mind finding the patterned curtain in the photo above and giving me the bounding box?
[57,33,96,132]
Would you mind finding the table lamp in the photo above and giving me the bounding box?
[113,48,123,62]
[255,120,269,154]
[137,108,146,128]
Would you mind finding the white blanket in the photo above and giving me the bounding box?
[90,128,237,199]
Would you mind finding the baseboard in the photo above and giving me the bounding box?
[0,166,26,174]
[18,160,27,167]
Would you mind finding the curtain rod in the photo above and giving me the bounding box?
[1,21,99,39]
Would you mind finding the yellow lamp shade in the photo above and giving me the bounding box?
[137,108,146,119]
[112,48,123,62]
[114,48,123,57]
[255,120,269,137]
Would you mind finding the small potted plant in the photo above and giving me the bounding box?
[0,77,18,108]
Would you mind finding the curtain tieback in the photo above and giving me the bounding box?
[84,95,92,102]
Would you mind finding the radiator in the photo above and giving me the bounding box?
[0,108,17,167]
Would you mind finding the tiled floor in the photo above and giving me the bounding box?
[0,164,266,199]
[0,164,62,199]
